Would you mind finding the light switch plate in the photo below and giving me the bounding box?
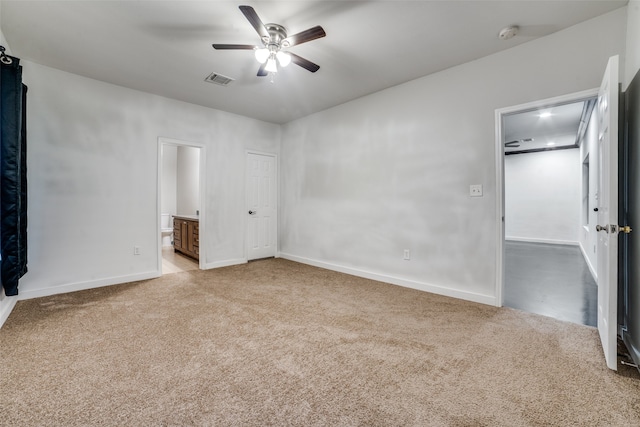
[470,184,483,197]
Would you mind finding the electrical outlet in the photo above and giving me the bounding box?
[469,184,483,197]
[134,246,141,255]
[403,249,411,260]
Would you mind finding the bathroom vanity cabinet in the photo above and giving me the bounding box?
[173,215,199,261]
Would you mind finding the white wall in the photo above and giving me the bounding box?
[0,2,6,50]
[579,112,599,278]
[160,144,177,247]
[279,8,627,305]
[161,144,177,217]
[16,61,279,300]
[504,149,580,245]
[176,145,200,216]
[626,0,640,88]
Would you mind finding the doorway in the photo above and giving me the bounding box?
[495,90,599,325]
[157,137,206,274]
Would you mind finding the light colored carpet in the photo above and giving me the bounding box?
[1,258,639,426]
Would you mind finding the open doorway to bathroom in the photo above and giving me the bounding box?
[158,137,205,275]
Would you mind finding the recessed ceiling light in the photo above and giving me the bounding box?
[546,142,556,146]
[538,111,553,118]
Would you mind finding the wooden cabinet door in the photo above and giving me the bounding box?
[173,218,182,250]
[173,217,199,261]
[181,221,189,252]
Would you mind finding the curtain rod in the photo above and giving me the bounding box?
[1,45,15,65]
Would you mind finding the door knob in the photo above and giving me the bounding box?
[248,210,256,215]
[593,208,599,212]
[596,224,632,234]
[620,225,633,234]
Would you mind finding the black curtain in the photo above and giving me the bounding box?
[1,55,28,296]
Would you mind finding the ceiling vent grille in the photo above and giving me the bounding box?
[204,72,234,86]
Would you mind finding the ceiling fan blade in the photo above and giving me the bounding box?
[257,63,268,77]
[289,53,320,73]
[212,44,257,50]
[283,26,326,47]
[239,5,269,40]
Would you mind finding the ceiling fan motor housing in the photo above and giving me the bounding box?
[264,24,288,48]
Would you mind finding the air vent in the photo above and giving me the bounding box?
[204,72,234,86]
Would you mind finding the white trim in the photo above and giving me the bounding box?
[203,258,248,270]
[495,88,599,308]
[15,271,160,301]
[0,296,18,329]
[245,150,278,261]
[280,253,496,306]
[579,242,598,282]
[158,137,207,273]
[505,237,579,246]
[495,107,505,307]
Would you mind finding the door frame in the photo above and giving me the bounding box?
[494,88,599,307]
[245,150,279,261]
[157,137,207,272]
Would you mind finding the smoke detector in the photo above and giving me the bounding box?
[498,25,519,40]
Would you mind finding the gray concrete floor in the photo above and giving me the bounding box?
[504,241,597,327]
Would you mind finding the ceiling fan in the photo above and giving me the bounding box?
[212,5,326,76]
[505,138,534,148]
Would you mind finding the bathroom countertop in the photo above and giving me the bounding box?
[172,214,199,221]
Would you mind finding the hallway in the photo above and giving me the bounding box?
[504,241,597,326]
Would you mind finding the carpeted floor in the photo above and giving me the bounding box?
[1,258,639,426]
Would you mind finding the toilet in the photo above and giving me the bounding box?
[161,213,173,247]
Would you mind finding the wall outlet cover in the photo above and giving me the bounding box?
[470,184,483,197]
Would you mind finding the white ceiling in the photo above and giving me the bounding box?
[503,100,595,153]
[0,1,626,124]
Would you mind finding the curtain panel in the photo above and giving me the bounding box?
[1,55,28,296]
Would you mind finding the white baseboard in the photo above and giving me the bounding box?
[505,236,579,246]
[279,253,496,306]
[579,243,598,282]
[203,258,247,270]
[0,296,18,329]
[16,271,161,301]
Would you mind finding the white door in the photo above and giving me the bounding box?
[596,55,619,371]
[246,153,277,260]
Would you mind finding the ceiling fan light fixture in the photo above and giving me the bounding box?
[265,57,278,73]
[254,48,269,63]
[276,51,291,67]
